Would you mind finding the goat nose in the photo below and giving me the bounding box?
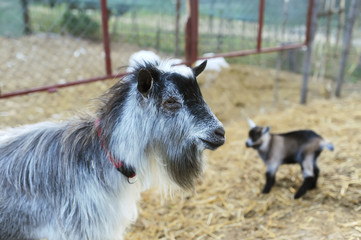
[214,126,225,138]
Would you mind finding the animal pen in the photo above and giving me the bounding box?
[1,0,361,239]
[0,0,316,99]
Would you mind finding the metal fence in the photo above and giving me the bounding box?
[1,0,358,99]
[0,0,187,98]
[186,0,312,65]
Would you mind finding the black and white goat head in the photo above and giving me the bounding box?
[245,118,334,199]
[0,60,225,240]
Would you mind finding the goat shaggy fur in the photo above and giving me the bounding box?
[0,60,225,240]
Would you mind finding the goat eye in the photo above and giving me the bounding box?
[163,98,181,110]
[165,98,176,104]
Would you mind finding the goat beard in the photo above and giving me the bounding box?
[165,142,205,190]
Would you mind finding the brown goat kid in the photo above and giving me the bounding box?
[245,119,334,199]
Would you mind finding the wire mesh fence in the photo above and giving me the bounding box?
[0,0,185,96]
[0,0,360,97]
[198,0,308,54]
[196,0,361,85]
[197,0,310,75]
[314,0,361,83]
[1,0,107,95]
[106,0,188,58]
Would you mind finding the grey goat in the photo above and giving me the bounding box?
[0,60,225,240]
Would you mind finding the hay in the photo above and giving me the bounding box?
[1,36,360,239]
[124,93,361,239]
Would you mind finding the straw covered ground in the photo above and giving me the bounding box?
[125,68,361,240]
[1,37,361,239]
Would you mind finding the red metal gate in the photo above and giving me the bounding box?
[0,0,124,99]
[0,0,313,99]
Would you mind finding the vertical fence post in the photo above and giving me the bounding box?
[335,0,360,97]
[20,0,31,34]
[334,0,345,56]
[304,0,314,46]
[101,0,112,75]
[300,0,318,104]
[256,0,265,51]
[185,0,199,66]
[175,0,181,57]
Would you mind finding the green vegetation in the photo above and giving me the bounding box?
[0,0,24,37]
[28,4,102,39]
[30,4,66,33]
[60,10,100,39]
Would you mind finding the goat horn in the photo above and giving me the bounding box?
[247,118,256,128]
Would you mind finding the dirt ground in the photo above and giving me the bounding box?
[1,36,361,239]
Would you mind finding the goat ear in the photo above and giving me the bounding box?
[137,68,153,97]
[262,126,270,134]
[192,60,207,77]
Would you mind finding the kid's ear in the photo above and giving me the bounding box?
[262,126,270,134]
[192,60,207,77]
[137,68,153,97]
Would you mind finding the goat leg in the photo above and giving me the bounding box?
[294,177,314,199]
[262,172,275,194]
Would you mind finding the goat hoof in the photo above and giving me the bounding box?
[294,191,305,199]
[262,188,271,194]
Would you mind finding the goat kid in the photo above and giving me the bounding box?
[0,60,225,240]
[245,118,334,199]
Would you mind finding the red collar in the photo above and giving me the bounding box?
[95,119,136,183]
